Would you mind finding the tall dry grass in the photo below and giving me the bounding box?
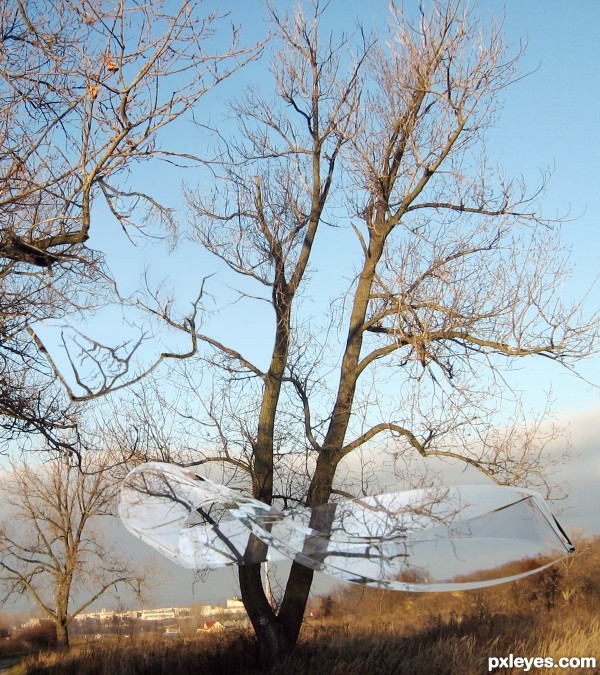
[21,633,256,675]
[19,613,599,675]
[19,537,600,674]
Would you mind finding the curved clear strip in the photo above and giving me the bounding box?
[118,462,574,591]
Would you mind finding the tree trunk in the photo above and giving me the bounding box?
[240,559,315,665]
[277,458,340,644]
[278,561,314,645]
[239,559,289,666]
[55,616,69,650]
[54,586,71,650]
[241,455,339,665]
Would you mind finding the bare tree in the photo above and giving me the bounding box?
[0,0,256,452]
[0,451,143,649]
[31,0,597,665]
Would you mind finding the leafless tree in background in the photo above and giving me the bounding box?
[0,451,144,649]
[0,0,256,452]
[25,0,598,665]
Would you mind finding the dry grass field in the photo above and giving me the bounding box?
[11,536,600,674]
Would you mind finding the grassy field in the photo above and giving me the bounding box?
[8,536,600,674]
[14,615,599,675]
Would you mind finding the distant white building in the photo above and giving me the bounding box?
[72,601,244,624]
[198,598,246,617]
[224,599,246,615]
[140,608,176,621]
[198,620,225,633]
[74,606,191,623]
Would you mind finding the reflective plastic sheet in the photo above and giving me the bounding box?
[118,462,574,591]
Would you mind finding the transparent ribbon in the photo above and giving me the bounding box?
[118,462,574,592]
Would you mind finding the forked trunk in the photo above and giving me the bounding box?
[241,459,338,665]
[240,560,315,665]
[239,562,289,664]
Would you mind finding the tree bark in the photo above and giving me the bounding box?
[278,559,315,645]
[55,616,69,650]
[239,533,290,666]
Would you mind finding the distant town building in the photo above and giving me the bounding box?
[226,599,245,612]
[197,599,246,617]
[139,608,176,621]
[71,600,244,624]
[199,620,225,632]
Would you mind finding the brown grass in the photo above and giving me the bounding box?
[17,616,599,675]
[16,536,600,675]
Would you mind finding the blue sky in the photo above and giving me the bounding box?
[478,1,600,447]
[12,1,600,610]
